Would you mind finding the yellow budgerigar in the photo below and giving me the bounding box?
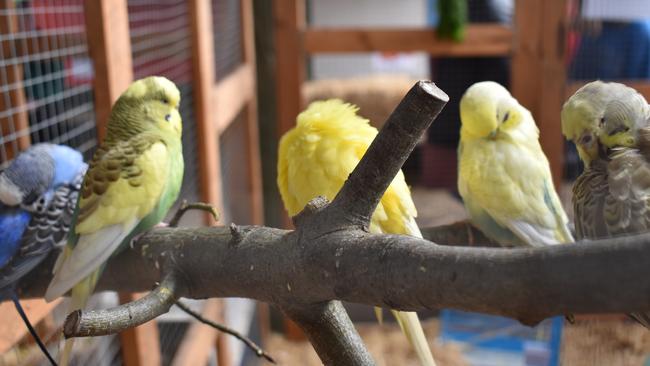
[45,76,184,365]
[278,99,437,366]
[458,81,573,246]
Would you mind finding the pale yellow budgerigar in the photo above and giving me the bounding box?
[277,99,437,366]
[458,81,573,246]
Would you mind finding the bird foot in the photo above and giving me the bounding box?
[129,223,170,248]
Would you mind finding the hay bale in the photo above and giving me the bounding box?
[302,75,417,129]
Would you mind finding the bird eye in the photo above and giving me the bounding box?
[502,112,510,122]
[599,117,605,126]
[162,98,169,105]
[580,134,593,145]
[165,114,172,122]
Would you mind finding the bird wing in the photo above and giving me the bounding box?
[460,140,572,246]
[45,139,169,300]
[0,171,83,290]
[604,147,650,236]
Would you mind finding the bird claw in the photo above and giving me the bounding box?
[129,223,169,248]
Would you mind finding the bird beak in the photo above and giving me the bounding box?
[488,130,498,140]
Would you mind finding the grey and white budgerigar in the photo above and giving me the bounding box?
[562,80,650,328]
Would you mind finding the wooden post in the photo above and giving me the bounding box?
[538,0,568,188]
[84,0,134,141]
[241,0,264,225]
[189,0,223,225]
[0,0,30,160]
[273,0,306,137]
[0,299,61,353]
[512,0,567,187]
[117,293,162,366]
[511,0,543,117]
[170,299,226,366]
[273,0,309,340]
[85,2,161,365]
[188,0,231,365]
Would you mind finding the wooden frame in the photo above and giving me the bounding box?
[0,0,264,365]
[85,2,162,365]
[275,0,650,191]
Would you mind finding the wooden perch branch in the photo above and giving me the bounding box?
[63,271,182,338]
[17,80,650,366]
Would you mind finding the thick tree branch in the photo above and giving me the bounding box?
[324,81,449,229]
[283,301,374,366]
[21,226,650,324]
[19,80,650,366]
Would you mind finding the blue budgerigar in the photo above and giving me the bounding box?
[0,143,87,365]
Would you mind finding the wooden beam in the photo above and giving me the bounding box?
[84,0,134,142]
[566,80,650,101]
[0,0,30,160]
[511,0,543,116]
[304,24,513,56]
[274,8,305,339]
[273,0,306,137]
[190,0,223,226]
[0,299,61,353]
[189,1,231,365]
[118,293,161,366]
[170,299,224,366]
[537,0,568,188]
[85,3,161,365]
[241,0,264,225]
[212,64,255,133]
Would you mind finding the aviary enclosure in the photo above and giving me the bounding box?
[2,0,650,365]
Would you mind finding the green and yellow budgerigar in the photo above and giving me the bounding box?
[458,81,573,246]
[562,80,650,327]
[44,76,184,364]
[277,99,437,366]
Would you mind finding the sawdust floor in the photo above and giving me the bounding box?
[260,188,650,366]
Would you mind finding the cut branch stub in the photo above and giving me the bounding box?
[325,81,449,230]
[63,271,183,338]
[291,196,330,228]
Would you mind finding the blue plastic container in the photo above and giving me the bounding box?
[439,309,563,366]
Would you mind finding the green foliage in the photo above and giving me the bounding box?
[437,0,467,42]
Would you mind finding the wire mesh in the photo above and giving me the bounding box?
[212,0,243,81]
[127,1,204,363]
[0,2,120,364]
[128,0,201,226]
[219,111,252,224]
[564,1,650,181]
[0,0,97,168]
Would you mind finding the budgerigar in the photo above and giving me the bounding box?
[44,76,184,365]
[458,81,573,247]
[277,99,437,366]
[562,80,650,327]
[0,143,86,365]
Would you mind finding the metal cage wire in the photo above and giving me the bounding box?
[0,2,118,365]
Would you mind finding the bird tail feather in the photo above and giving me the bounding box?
[11,292,58,366]
[59,270,100,366]
[374,306,384,325]
[391,310,437,366]
[630,312,650,329]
